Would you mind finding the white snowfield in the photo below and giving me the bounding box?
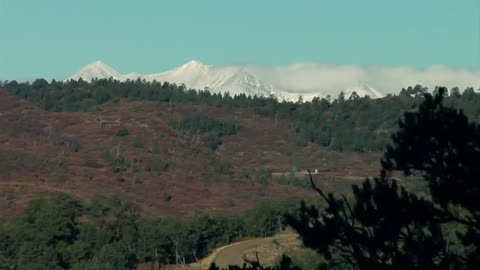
[69,61,480,101]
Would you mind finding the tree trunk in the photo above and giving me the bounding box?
[193,249,198,262]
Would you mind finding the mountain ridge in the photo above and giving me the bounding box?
[70,60,290,99]
[68,61,387,100]
[70,61,125,82]
[53,60,480,101]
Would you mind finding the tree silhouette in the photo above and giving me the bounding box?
[289,88,479,270]
[209,255,301,270]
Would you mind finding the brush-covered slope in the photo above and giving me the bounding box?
[0,89,381,217]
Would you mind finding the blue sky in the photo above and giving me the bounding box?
[0,0,479,80]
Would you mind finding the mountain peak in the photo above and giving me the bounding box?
[179,60,209,70]
[84,61,116,71]
[67,61,394,101]
[70,61,124,81]
[184,60,205,65]
[89,60,109,67]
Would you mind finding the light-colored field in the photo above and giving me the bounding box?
[163,232,301,270]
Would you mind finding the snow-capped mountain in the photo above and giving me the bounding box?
[70,60,285,99]
[135,61,284,98]
[70,61,125,82]
[67,61,480,101]
[68,61,389,101]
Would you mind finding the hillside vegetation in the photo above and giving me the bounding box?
[3,79,480,151]
[1,79,480,216]
[1,81,480,269]
[0,194,305,269]
[0,88,380,217]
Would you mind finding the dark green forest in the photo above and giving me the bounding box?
[0,195,303,270]
[3,79,480,151]
[281,89,480,270]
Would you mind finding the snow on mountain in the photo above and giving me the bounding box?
[74,60,285,99]
[275,86,383,101]
[68,61,480,101]
[69,61,387,101]
[69,61,125,81]
[244,64,389,100]
[138,61,285,98]
[340,85,384,99]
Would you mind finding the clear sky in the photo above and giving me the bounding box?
[1,0,479,80]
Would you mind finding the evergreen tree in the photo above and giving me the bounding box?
[450,87,461,98]
[289,88,480,270]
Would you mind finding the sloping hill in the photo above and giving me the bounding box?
[0,89,381,217]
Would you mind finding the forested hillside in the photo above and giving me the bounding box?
[0,87,380,218]
[0,194,304,269]
[3,79,480,151]
[2,80,480,269]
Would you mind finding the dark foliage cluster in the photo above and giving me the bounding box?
[176,114,239,150]
[287,89,480,270]
[177,115,239,137]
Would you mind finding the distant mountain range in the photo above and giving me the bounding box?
[69,61,384,101]
[69,61,480,101]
